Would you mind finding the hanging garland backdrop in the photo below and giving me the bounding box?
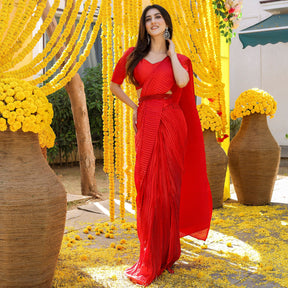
[102,0,228,221]
[0,0,228,222]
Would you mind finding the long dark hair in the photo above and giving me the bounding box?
[126,5,173,86]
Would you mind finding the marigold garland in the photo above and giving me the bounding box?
[2,0,75,79]
[231,88,277,120]
[1,0,229,223]
[0,0,61,74]
[0,0,103,96]
[157,0,227,137]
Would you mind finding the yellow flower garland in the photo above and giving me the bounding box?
[159,0,227,136]
[2,0,75,79]
[0,0,61,74]
[1,0,228,222]
[231,88,277,120]
[0,78,55,148]
[197,104,222,132]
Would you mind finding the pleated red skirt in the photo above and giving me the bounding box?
[125,97,187,286]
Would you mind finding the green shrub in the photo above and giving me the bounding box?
[47,64,103,165]
[230,111,242,140]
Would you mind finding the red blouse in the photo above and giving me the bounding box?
[111,47,189,93]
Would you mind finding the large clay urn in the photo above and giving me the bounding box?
[203,129,228,209]
[0,131,66,288]
[228,113,280,205]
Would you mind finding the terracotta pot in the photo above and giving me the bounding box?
[228,113,280,205]
[0,131,66,288]
[203,130,228,209]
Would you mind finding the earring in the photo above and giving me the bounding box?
[164,27,170,40]
[147,34,150,45]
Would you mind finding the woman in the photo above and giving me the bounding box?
[110,4,212,286]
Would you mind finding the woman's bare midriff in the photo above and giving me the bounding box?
[137,88,172,99]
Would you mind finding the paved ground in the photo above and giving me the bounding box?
[56,164,288,287]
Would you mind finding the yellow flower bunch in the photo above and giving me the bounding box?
[0,78,55,148]
[231,88,277,120]
[197,104,222,132]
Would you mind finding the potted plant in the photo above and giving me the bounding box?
[0,78,66,287]
[229,88,280,205]
[197,104,228,208]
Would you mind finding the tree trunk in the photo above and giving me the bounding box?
[42,1,99,197]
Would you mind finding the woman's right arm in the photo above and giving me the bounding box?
[110,82,138,133]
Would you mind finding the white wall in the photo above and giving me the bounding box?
[230,0,288,146]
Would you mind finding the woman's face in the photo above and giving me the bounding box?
[145,8,166,37]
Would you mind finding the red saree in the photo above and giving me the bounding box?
[111,48,212,286]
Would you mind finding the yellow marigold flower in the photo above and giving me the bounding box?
[83,228,89,234]
[242,256,249,261]
[95,231,101,236]
[201,244,208,249]
[80,255,88,261]
[7,102,15,111]
[0,93,6,101]
[111,225,116,230]
[105,233,110,238]
[197,271,205,278]
[116,244,124,250]
[120,239,126,244]
[77,276,85,282]
[15,91,25,101]
[5,96,14,104]
[88,235,94,240]
[9,81,18,88]
[109,234,114,239]
[75,235,81,240]
[14,101,21,109]
[0,118,7,131]
[7,118,15,125]
[11,121,22,132]
[15,108,24,115]
[227,242,232,247]
[111,275,117,281]
[110,243,116,248]
[263,266,274,271]
[6,89,15,97]
[86,225,92,231]
[67,243,72,248]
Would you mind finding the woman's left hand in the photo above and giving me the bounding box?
[166,39,176,58]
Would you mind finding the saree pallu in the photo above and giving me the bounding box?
[125,95,187,286]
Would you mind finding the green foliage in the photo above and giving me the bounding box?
[47,63,103,165]
[83,64,103,149]
[213,0,242,44]
[47,88,77,164]
[286,134,288,139]
[230,111,242,140]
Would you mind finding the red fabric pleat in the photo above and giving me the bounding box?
[125,100,187,286]
[178,60,213,240]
